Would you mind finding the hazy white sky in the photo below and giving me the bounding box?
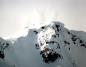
[0,0,86,38]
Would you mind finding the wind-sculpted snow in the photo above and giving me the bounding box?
[0,21,86,67]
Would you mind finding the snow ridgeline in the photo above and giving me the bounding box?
[0,38,10,60]
[0,21,86,67]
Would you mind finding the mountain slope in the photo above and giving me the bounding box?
[0,21,86,67]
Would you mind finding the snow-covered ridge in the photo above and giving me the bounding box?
[33,21,86,67]
[0,21,86,67]
[0,38,10,60]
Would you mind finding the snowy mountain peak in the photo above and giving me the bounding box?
[0,21,86,67]
[36,21,64,63]
[33,21,86,66]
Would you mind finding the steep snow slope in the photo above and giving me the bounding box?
[0,21,86,67]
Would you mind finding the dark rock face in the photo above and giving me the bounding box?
[64,40,70,45]
[41,26,45,29]
[0,51,4,59]
[33,30,38,34]
[40,50,62,63]
[35,44,39,49]
[80,44,86,48]
[55,25,60,32]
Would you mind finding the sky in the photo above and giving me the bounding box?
[0,0,86,39]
